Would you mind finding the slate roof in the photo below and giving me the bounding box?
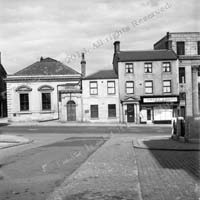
[84,70,118,80]
[14,57,80,76]
[116,50,177,62]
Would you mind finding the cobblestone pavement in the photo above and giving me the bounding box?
[134,148,200,200]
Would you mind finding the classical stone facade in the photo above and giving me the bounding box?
[6,57,82,122]
[154,32,200,117]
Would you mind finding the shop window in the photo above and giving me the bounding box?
[163,80,171,93]
[90,81,98,95]
[90,105,98,118]
[125,81,134,94]
[144,63,152,73]
[176,41,185,55]
[107,81,115,94]
[145,81,153,94]
[42,93,51,110]
[20,93,29,111]
[108,104,116,118]
[125,63,134,73]
[179,67,185,83]
[163,62,171,72]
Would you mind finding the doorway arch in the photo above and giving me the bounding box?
[67,100,76,121]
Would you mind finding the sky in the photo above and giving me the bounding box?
[0,0,199,75]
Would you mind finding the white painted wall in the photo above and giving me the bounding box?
[7,79,80,122]
[82,78,120,122]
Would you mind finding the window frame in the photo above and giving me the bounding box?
[19,93,29,111]
[125,81,134,94]
[179,67,185,83]
[41,92,51,111]
[176,41,185,55]
[145,80,153,94]
[107,81,116,95]
[163,80,172,93]
[162,62,171,72]
[90,105,99,118]
[125,63,134,73]
[144,63,152,73]
[90,81,98,95]
[108,104,116,118]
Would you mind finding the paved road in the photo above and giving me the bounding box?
[2,126,194,200]
[0,125,171,135]
[0,136,107,200]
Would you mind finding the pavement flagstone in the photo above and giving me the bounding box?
[47,136,142,200]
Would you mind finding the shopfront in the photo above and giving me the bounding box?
[140,96,179,124]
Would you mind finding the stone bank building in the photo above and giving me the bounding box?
[6,57,82,122]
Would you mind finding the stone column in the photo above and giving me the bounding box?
[192,66,199,116]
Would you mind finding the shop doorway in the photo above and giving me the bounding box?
[147,108,152,123]
[127,104,135,122]
[67,100,76,121]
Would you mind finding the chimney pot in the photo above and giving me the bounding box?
[81,53,86,77]
[40,56,44,61]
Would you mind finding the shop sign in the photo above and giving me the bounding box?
[143,97,178,103]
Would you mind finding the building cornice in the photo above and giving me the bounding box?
[5,75,81,82]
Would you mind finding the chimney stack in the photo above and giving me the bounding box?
[114,41,120,53]
[81,53,86,77]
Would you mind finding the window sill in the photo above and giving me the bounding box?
[163,92,172,95]
[162,71,172,74]
[17,111,32,115]
[108,117,117,119]
[40,110,54,114]
[90,118,99,120]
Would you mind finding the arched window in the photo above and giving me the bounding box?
[38,85,54,92]
[16,85,32,111]
[38,85,54,110]
[16,85,32,92]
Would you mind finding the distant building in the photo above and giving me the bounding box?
[82,69,120,123]
[6,57,82,122]
[113,41,179,124]
[0,53,7,118]
[154,32,200,117]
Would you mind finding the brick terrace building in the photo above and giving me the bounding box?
[113,41,179,124]
[154,32,200,117]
